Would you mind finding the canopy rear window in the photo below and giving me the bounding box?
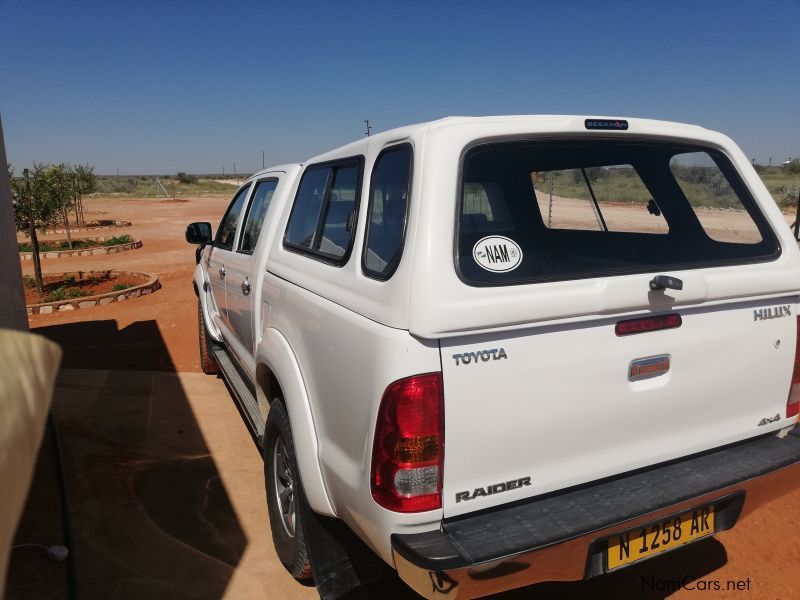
[457,140,780,286]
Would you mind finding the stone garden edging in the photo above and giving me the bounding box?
[26,271,161,315]
[20,237,142,260]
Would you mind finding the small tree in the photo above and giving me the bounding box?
[11,162,65,294]
[73,163,96,226]
[49,164,76,248]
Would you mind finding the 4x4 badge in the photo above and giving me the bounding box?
[758,413,781,426]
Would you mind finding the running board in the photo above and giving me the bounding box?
[211,346,264,444]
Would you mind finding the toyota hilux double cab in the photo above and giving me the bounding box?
[186,116,800,599]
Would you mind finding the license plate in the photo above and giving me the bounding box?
[606,505,715,570]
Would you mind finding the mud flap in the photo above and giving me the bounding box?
[298,487,390,600]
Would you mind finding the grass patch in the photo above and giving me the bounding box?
[102,234,134,246]
[112,283,132,292]
[20,239,89,252]
[22,274,36,289]
[528,165,800,211]
[43,286,90,303]
[759,166,800,209]
[86,166,797,210]
[19,235,135,253]
[93,176,242,197]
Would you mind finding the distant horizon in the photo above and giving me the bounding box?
[2,1,799,173]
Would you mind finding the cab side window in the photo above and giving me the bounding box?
[284,158,363,264]
[363,145,412,279]
[239,179,278,254]
[216,184,251,250]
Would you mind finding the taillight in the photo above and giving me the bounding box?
[371,373,443,512]
[615,313,682,336]
[787,317,800,419]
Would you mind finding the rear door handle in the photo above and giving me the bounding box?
[629,355,670,381]
[241,277,250,296]
[218,266,225,280]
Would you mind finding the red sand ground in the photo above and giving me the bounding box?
[11,195,800,599]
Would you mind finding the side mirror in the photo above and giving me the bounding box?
[186,222,212,245]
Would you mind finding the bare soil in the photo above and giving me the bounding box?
[19,195,800,599]
[24,195,227,371]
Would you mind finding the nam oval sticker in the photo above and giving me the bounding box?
[472,236,522,273]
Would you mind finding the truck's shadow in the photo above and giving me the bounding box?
[7,319,246,600]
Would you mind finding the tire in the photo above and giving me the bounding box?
[264,400,312,580]
[197,299,219,374]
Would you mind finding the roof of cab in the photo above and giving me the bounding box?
[247,163,301,182]
[301,115,712,166]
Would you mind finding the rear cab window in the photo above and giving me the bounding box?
[457,140,780,286]
[363,144,412,279]
[284,157,363,264]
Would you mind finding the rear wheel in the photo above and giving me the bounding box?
[197,300,219,374]
[264,400,312,580]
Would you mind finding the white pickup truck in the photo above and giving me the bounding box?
[187,116,800,599]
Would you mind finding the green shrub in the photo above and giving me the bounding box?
[43,285,90,302]
[177,172,198,184]
[22,274,36,289]
[43,287,67,302]
[103,234,134,246]
[19,240,60,252]
[112,283,132,292]
[66,288,89,298]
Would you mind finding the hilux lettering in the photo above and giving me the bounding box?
[452,348,507,366]
[455,476,532,502]
[753,305,791,321]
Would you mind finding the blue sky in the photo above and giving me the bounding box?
[1,0,799,174]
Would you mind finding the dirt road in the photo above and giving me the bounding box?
[14,195,800,599]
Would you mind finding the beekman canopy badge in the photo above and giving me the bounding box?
[473,236,522,273]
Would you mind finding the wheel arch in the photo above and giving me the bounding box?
[255,329,336,517]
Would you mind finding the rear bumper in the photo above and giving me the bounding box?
[392,427,800,599]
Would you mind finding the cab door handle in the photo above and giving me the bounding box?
[241,277,251,296]
[218,266,226,280]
